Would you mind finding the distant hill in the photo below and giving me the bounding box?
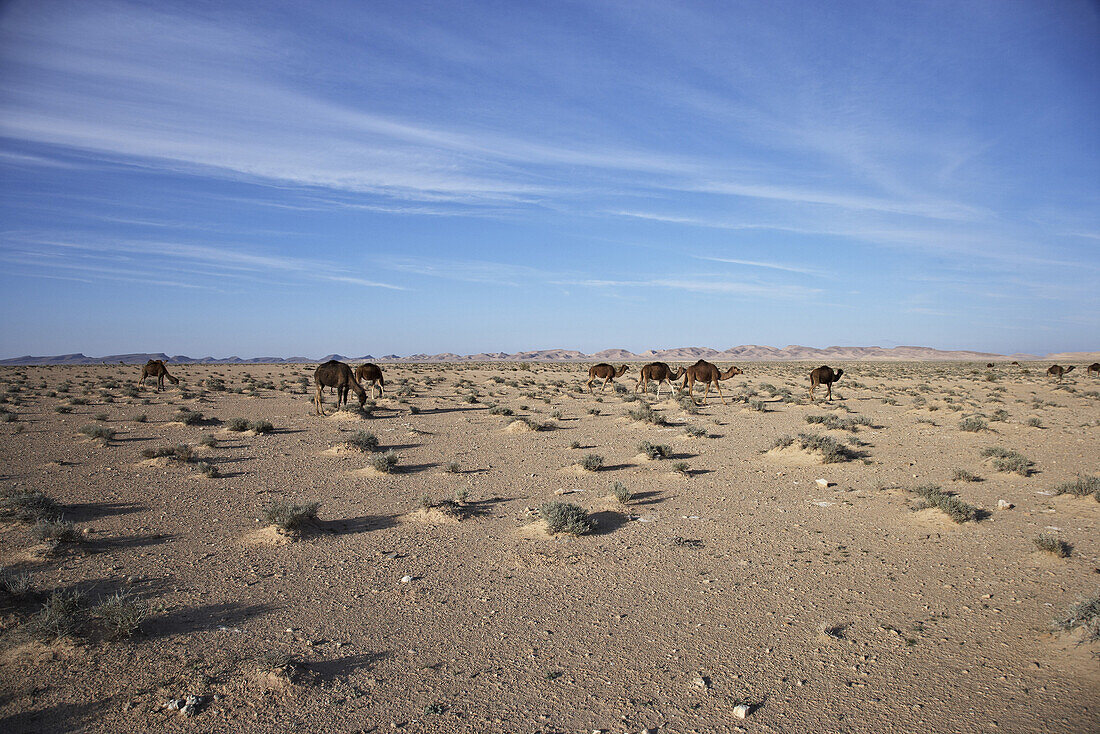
[4,345,1095,366]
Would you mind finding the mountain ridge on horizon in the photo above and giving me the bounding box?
[2,345,1096,366]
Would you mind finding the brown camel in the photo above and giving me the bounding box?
[1011,361,1021,366]
[809,365,844,402]
[680,359,742,405]
[635,362,685,399]
[139,359,179,391]
[986,363,994,369]
[354,363,385,399]
[1088,362,1100,377]
[586,363,629,393]
[314,360,366,415]
[1046,365,1074,382]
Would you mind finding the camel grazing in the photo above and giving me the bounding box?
[680,359,742,405]
[1088,362,1100,377]
[1011,361,1021,366]
[635,362,685,399]
[586,363,629,393]
[354,363,385,399]
[314,360,366,415]
[1046,365,1074,382]
[809,365,844,402]
[139,359,179,391]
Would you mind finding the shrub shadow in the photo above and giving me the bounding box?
[144,602,276,639]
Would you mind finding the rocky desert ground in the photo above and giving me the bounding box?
[1,360,1098,733]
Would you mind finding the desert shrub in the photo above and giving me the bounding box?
[768,434,795,451]
[671,461,690,476]
[1026,417,1043,428]
[550,410,563,420]
[31,518,82,545]
[346,431,379,452]
[371,450,399,473]
[1052,475,1100,501]
[262,501,321,532]
[227,418,250,432]
[443,462,460,474]
[514,416,547,431]
[569,440,581,449]
[749,399,767,412]
[910,484,979,523]
[627,402,667,426]
[0,410,16,423]
[609,481,631,503]
[0,567,34,598]
[951,468,982,482]
[539,502,595,535]
[27,590,85,641]
[981,446,1035,476]
[142,443,193,462]
[1033,534,1071,558]
[0,488,61,522]
[78,424,115,443]
[1052,595,1100,641]
[93,591,149,639]
[133,413,147,423]
[93,412,109,422]
[488,405,513,416]
[805,414,872,431]
[198,433,217,448]
[53,405,73,414]
[637,441,671,460]
[174,409,203,425]
[195,461,219,478]
[579,453,604,471]
[587,407,600,415]
[248,420,274,434]
[797,432,855,463]
[958,416,987,432]
[205,377,227,391]
[683,425,707,439]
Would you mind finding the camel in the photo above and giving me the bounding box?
[139,359,179,391]
[809,365,844,402]
[1046,365,1074,382]
[986,363,994,369]
[680,359,742,405]
[586,364,629,393]
[1011,361,1021,366]
[354,363,385,399]
[635,362,685,399]
[1088,362,1100,377]
[314,360,366,415]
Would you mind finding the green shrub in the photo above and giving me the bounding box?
[0,488,61,522]
[262,501,321,532]
[27,590,85,641]
[248,420,274,434]
[539,502,595,535]
[1052,475,1100,500]
[31,518,82,545]
[910,484,979,523]
[199,433,217,448]
[579,453,604,471]
[637,441,671,460]
[1052,594,1100,641]
[93,591,149,639]
[683,425,707,438]
[981,446,1034,476]
[488,405,513,416]
[627,403,667,426]
[958,416,987,432]
[346,431,379,452]
[78,424,115,443]
[1033,534,1071,558]
[195,461,219,478]
[227,417,250,432]
[609,481,631,503]
[371,450,399,473]
[174,409,203,425]
[951,468,982,482]
[797,432,856,463]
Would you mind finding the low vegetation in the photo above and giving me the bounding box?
[980,446,1035,476]
[1033,534,1071,558]
[909,484,980,523]
[371,450,400,473]
[1052,594,1100,642]
[262,501,321,533]
[637,441,671,459]
[1052,474,1100,501]
[539,502,595,535]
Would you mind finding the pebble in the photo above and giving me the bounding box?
[816,478,831,487]
[997,500,1014,509]
[733,703,751,719]
[400,575,413,583]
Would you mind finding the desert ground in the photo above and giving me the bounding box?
[1,360,1098,733]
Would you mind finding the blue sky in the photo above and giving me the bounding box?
[1,0,1097,357]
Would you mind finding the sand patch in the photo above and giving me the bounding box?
[348,466,393,478]
[241,525,294,546]
[907,507,960,530]
[504,420,535,433]
[401,507,461,525]
[325,411,367,422]
[321,443,367,456]
[515,522,554,540]
[764,444,825,466]
[135,457,170,468]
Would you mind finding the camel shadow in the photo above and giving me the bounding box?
[379,443,421,452]
[144,602,276,639]
[310,651,392,683]
[451,497,508,519]
[316,514,400,536]
[600,463,634,472]
[0,700,100,734]
[397,462,439,474]
[414,406,484,416]
[86,533,176,553]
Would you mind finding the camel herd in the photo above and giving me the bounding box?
[135,357,1099,414]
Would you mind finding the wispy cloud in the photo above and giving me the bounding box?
[693,255,826,277]
[555,277,821,299]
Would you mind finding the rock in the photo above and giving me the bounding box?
[693,674,711,690]
[733,703,751,719]
[997,500,1014,509]
[816,478,830,487]
[400,575,413,583]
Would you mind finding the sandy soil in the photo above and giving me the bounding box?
[1,361,1098,733]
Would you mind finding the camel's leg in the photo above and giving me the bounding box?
[716,381,727,405]
[655,380,662,399]
[586,378,594,394]
[602,376,611,392]
[315,385,324,415]
[700,382,710,405]
[377,379,384,399]
[826,382,833,401]
[809,383,816,401]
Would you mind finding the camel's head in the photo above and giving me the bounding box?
[1065,366,1075,374]
[617,365,630,376]
[357,390,367,407]
[723,365,743,378]
[834,368,844,381]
